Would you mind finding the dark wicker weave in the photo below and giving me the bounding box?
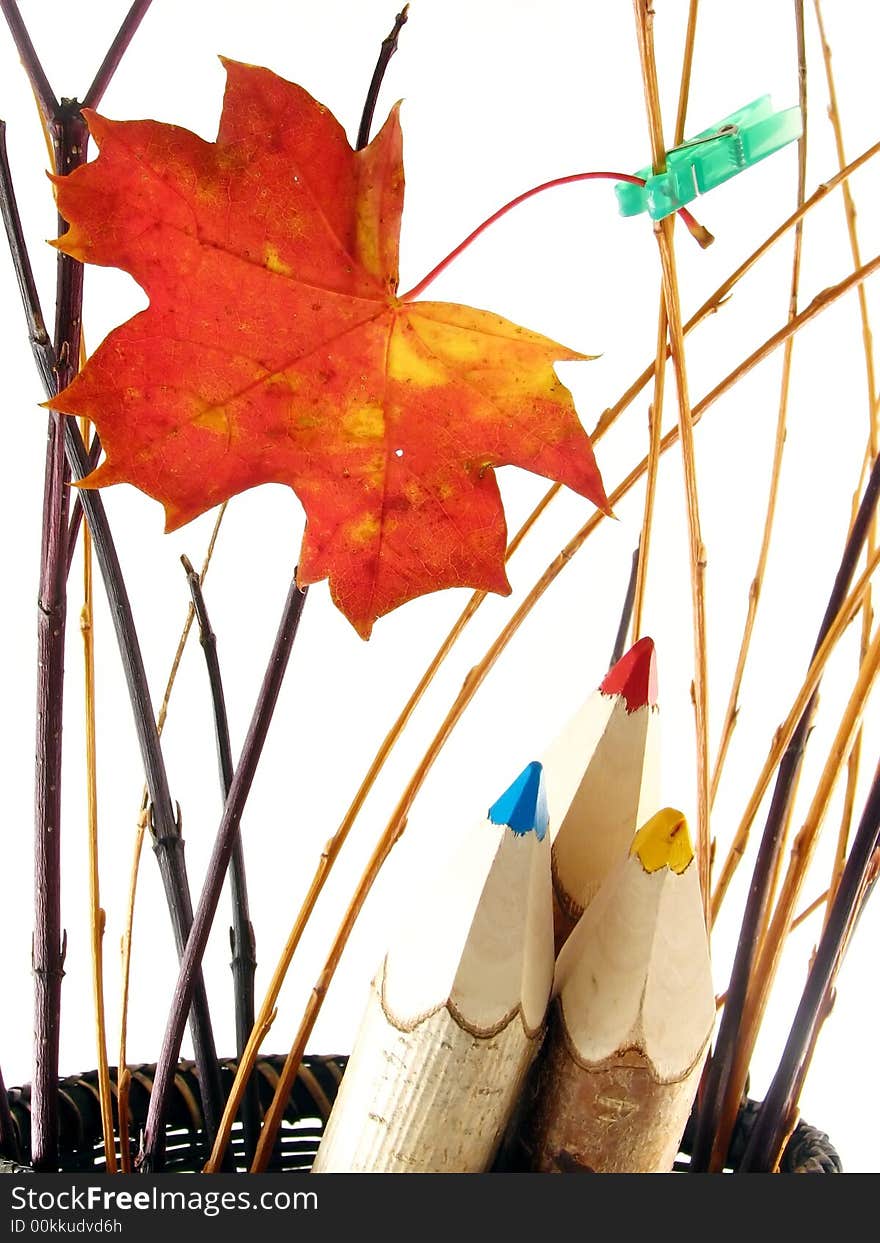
[4,1055,346,1173]
[3,1055,841,1173]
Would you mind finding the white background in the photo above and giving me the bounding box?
[1,1,879,1171]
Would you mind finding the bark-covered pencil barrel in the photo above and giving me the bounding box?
[521,808,714,1173]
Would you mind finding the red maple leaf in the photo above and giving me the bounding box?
[49,60,609,636]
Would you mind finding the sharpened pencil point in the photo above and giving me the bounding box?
[631,808,693,873]
[488,761,548,840]
[600,636,658,711]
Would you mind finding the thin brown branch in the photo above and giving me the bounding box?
[790,889,830,932]
[673,1,700,148]
[632,0,711,910]
[80,516,116,1172]
[711,546,880,922]
[710,2,809,808]
[631,0,699,644]
[814,0,879,924]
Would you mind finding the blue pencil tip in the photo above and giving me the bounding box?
[488,761,548,840]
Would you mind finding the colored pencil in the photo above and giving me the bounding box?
[312,762,554,1173]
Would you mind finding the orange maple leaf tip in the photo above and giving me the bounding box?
[45,59,609,638]
[599,636,659,711]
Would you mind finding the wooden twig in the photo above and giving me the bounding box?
[140,574,308,1172]
[693,452,880,1172]
[181,553,259,1164]
[631,0,711,911]
[710,0,809,808]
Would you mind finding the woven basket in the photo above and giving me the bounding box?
[3,1056,840,1174]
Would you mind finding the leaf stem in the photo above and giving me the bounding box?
[181,553,260,1165]
[140,575,308,1172]
[400,171,711,302]
[356,4,409,150]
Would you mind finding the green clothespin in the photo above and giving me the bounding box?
[616,96,802,222]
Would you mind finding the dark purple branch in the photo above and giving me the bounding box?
[356,4,409,149]
[0,1062,22,1161]
[140,574,308,1172]
[609,541,641,668]
[0,0,58,130]
[28,99,87,1172]
[0,122,54,383]
[181,553,260,1162]
[82,0,155,111]
[65,431,103,579]
[691,447,880,1171]
[63,418,228,1159]
[0,87,224,1159]
[739,759,880,1171]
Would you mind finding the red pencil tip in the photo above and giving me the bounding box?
[600,636,658,711]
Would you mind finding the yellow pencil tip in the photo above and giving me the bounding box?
[631,808,693,874]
